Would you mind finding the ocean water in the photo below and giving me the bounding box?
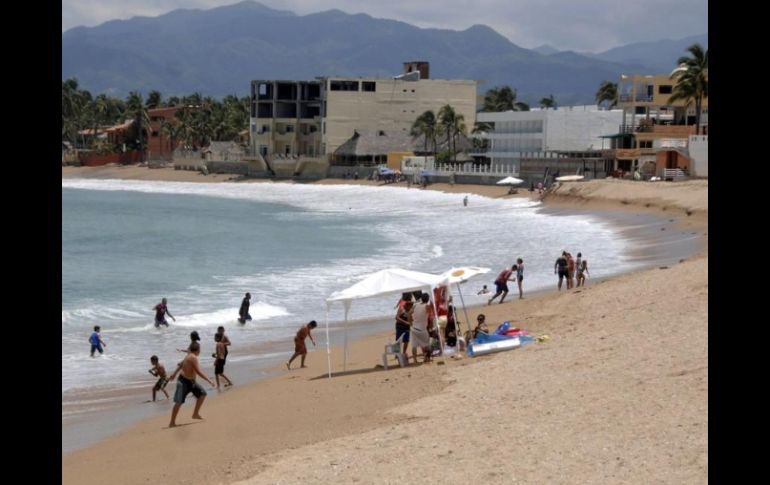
[62,179,640,418]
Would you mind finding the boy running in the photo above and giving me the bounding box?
[148,355,170,401]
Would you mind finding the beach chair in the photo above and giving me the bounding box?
[382,334,406,370]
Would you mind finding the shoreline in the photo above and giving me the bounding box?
[62,166,707,484]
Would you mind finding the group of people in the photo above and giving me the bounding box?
[554,251,589,290]
[88,290,323,428]
[393,291,462,364]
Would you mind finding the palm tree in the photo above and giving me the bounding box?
[540,94,556,110]
[450,115,466,163]
[595,81,619,109]
[410,110,437,156]
[437,105,458,164]
[483,86,530,112]
[146,90,162,109]
[669,43,708,134]
[126,91,150,159]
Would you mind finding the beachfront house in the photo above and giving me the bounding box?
[603,73,709,178]
[472,106,623,182]
[249,62,477,166]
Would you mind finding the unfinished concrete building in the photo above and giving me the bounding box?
[249,62,477,161]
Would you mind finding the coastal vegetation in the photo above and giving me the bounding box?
[668,43,708,134]
[61,80,250,153]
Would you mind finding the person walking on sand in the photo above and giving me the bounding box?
[213,333,233,389]
[576,259,589,287]
[167,342,215,427]
[515,258,525,299]
[395,301,414,363]
[153,298,175,327]
[286,320,317,369]
[488,265,515,305]
[555,251,569,291]
[567,252,576,289]
[148,355,170,401]
[463,195,468,207]
[238,292,252,324]
[89,325,106,357]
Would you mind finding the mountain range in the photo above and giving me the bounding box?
[62,1,707,106]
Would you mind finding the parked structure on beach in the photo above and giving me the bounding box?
[249,62,477,160]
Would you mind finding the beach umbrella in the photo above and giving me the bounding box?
[555,175,585,182]
[496,176,524,185]
[438,267,490,340]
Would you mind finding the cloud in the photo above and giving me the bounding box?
[61,0,707,52]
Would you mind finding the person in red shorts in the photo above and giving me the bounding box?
[286,320,317,369]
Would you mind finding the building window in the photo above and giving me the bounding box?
[639,140,652,148]
[151,131,159,137]
[330,80,359,91]
[286,125,295,133]
[362,81,376,92]
[658,85,673,94]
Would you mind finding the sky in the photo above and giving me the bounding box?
[61,0,708,53]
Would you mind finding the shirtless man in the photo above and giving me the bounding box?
[488,265,515,305]
[286,320,317,369]
[167,342,215,427]
[554,252,569,291]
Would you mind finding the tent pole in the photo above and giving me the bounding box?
[343,305,349,372]
[325,305,332,379]
[430,288,448,368]
[456,283,471,338]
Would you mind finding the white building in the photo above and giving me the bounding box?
[474,106,623,173]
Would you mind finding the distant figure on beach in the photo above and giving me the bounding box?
[148,355,169,401]
[554,252,569,290]
[238,292,252,324]
[575,252,582,272]
[463,195,468,207]
[177,331,201,353]
[211,325,230,359]
[488,265,515,305]
[515,258,524,299]
[153,298,175,327]
[537,182,544,195]
[576,259,589,287]
[213,333,233,389]
[395,301,414,363]
[286,320,317,369]
[477,285,490,295]
[89,325,106,357]
[567,253,576,289]
[168,342,215,428]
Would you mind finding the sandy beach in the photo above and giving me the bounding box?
[62,166,707,484]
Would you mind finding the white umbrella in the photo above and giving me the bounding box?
[555,175,585,182]
[438,267,490,344]
[496,176,524,185]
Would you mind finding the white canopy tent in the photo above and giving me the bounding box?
[324,268,446,378]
